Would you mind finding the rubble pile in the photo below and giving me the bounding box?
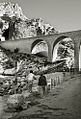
[0,47,46,96]
[0,46,14,74]
[0,76,27,96]
[0,45,47,73]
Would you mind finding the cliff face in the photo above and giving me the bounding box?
[0,2,57,40]
[0,2,58,73]
[16,18,57,39]
[0,2,27,20]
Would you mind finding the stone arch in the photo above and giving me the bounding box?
[52,35,74,69]
[52,36,69,53]
[31,39,48,57]
[52,36,70,62]
[31,39,43,52]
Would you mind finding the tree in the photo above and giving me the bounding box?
[1,14,21,40]
[36,27,42,35]
[14,48,19,54]
[0,22,3,29]
[2,28,9,40]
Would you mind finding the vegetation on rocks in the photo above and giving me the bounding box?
[0,2,57,41]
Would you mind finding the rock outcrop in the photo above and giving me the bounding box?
[0,2,57,40]
[0,2,57,75]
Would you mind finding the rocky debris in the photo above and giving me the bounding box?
[0,76,28,96]
[3,93,30,112]
[2,88,41,112]
[0,46,14,74]
[0,46,47,75]
[34,61,65,75]
[0,67,39,96]
[2,90,41,113]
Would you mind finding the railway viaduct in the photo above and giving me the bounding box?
[0,30,81,71]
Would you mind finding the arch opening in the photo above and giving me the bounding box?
[31,39,48,58]
[52,36,74,70]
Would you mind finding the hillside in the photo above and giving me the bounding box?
[0,2,57,41]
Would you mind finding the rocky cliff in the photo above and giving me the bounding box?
[0,2,58,74]
[0,2,57,40]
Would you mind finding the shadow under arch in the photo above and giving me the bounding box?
[52,35,74,63]
[31,39,44,52]
[52,35,69,54]
[31,39,48,57]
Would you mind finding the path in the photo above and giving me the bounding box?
[0,74,81,119]
[0,96,4,118]
[10,74,81,119]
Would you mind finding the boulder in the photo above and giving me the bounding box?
[6,94,28,111]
